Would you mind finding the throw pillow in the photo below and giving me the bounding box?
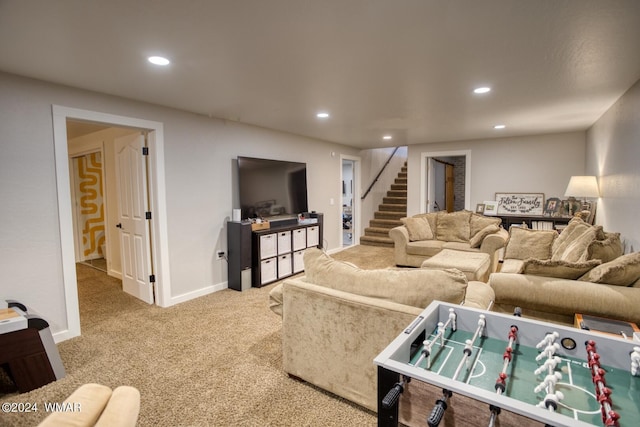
[401,216,434,241]
[469,213,501,238]
[578,252,640,286]
[521,258,601,280]
[587,232,623,263]
[469,224,500,248]
[436,210,472,242]
[551,218,598,262]
[504,227,557,260]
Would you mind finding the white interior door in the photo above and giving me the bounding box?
[115,133,154,304]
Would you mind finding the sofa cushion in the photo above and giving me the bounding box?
[587,232,623,263]
[303,248,468,307]
[521,258,601,280]
[579,252,640,286]
[436,211,471,242]
[470,213,501,238]
[504,227,557,260]
[551,218,598,262]
[401,216,434,241]
[441,241,475,252]
[469,224,500,248]
[406,240,444,257]
[500,259,524,273]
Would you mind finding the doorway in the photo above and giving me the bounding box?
[340,155,361,248]
[421,150,472,214]
[52,105,171,341]
[70,149,107,272]
[431,159,455,212]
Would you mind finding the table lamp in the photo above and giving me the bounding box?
[564,175,599,216]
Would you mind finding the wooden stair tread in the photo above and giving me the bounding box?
[361,161,407,247]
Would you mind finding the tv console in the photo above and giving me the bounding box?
[227,213,323,290]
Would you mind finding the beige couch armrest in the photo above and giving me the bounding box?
[489,273,640,325]
[480,227,509,254]
[389,226,411,266]
[282,278,422,411]
[95,386,140,427]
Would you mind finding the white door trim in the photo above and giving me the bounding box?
[340,154,361,247]
[52,105,171,342]
[420,150,472,214]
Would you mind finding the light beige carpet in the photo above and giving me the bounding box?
[0,245,393,426]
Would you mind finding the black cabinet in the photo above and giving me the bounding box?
[496,215,572,231]
[227,221,253,291]
[227,214,323,290]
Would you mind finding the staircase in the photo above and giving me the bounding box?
[360,163,407,247]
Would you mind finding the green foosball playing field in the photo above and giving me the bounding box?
[410,328,640,427]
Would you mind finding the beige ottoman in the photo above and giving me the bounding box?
[421,249,491,282]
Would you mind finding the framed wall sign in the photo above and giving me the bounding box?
[495,193,545,216]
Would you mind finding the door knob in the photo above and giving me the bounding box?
[116,223,122,228]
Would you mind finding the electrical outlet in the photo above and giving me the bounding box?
[216,251,225,260]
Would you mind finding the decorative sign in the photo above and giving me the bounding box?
[495,193,545,216]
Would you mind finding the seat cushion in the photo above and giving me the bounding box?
[406,240,444,257]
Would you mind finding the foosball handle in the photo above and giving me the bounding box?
[381,382,404,409]
[427,389,452,427]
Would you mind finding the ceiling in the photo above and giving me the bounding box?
[2,0,640,149]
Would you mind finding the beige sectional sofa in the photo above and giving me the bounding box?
[389,210,508,273]
[489,218,640,325]
[268,248,495,412]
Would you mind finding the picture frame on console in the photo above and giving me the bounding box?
[476,203,486,214]
[544,197,561,216]
[482,201,498,216]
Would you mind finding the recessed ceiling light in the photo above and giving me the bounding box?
[494,124,506,129]
[316,112,330,119]
[148,56,170,66]
[474,87,491,94]
[383,135,393,140]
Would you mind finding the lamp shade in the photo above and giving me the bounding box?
[564,176,599,198]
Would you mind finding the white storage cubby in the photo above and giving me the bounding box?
[292,228,307,251]
[277,231,292,254]
[278,253,292,278]
[293,250,305,273]
[306,226,319,247]
[248,215,323,287]
[259,233,277,259]
[260,258,277,285]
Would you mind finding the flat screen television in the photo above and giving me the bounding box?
[237,156,308,220]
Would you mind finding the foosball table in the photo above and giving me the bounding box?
[374,301,640,427]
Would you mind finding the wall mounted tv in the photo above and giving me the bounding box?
[237,156,308,220]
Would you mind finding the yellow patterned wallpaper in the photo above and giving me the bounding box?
[75,152,106,259]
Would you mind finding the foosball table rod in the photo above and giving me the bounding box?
[487,325,519,427]
[412,308,457,369]
[585,340,621,426]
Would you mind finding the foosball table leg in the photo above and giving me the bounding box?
[378,366,401,427]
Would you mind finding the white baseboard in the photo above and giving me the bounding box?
[163,281,228,307]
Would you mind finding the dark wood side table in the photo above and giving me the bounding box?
[0,310,65,393]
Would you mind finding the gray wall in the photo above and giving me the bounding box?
[586,78,640,252]
[0,72,359,337]
[2,68,638,339]
[406,132,587,215]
